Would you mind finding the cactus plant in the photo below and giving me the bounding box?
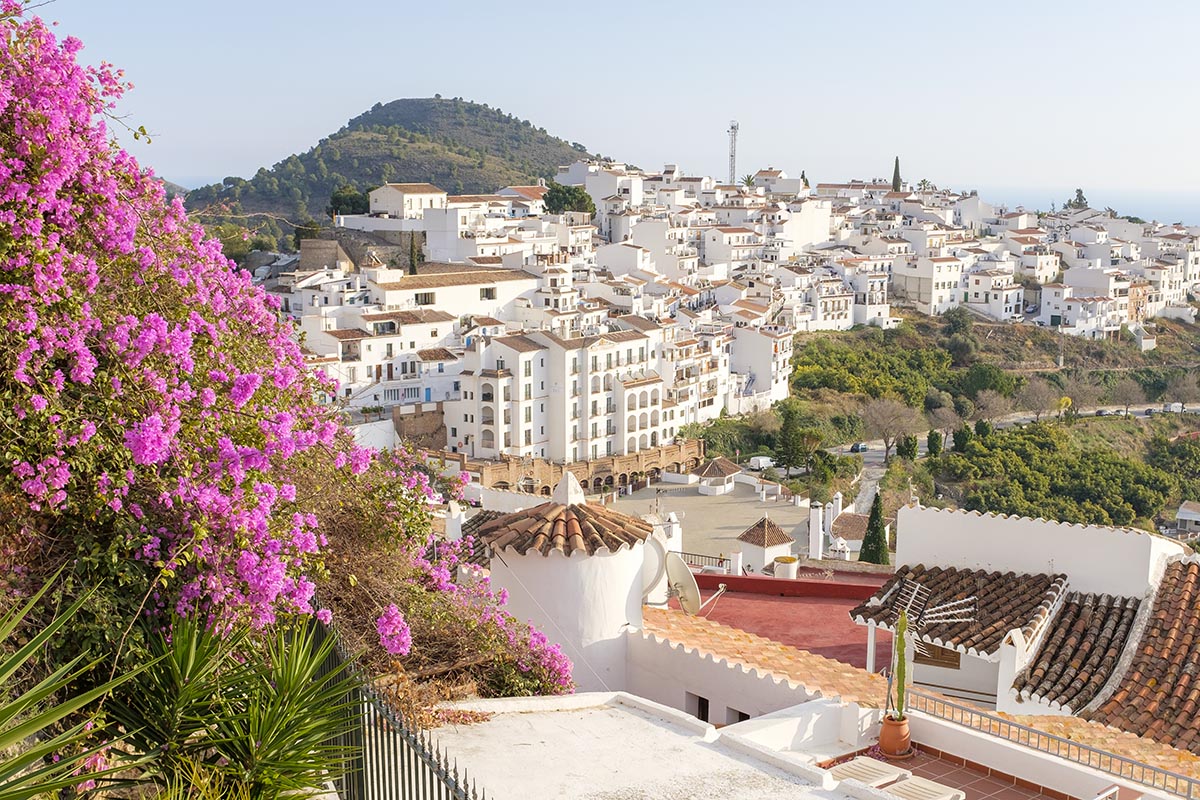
[891,609,909,720]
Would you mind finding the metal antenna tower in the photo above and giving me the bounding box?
[727,120,739,185]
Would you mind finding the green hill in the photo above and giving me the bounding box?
[186,97,592,245]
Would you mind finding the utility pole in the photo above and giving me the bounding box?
[727,120,739,186]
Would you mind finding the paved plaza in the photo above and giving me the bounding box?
[610,482,811,561]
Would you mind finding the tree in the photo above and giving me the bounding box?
[326,185,368,216]
[892,156,902,192]
[928,406,961,434]
[859,494,890,565]
[974,389,1013,422]
[799,170,809,189]
[1109,376,1146,416]
[774,404,804,475]
[945,332,978,367]
[896,434,919,461]
[1164,373,1200,406]
[861,397,923,462]
[408,232,424,275]
[1065,188,1089,210]
[293,218,322,249]
[741,173,756,189]
[543,181,596,215]
[1061,373,1102,410]
[926,429,944,457]
[974,418,994,438]
[952,424,974,452]
[1018,377,1059,422]
[942,306,974,336]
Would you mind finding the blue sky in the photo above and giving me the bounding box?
[45,1,1200,220]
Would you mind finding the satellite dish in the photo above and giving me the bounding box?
[665,553,702,615]
[641,538,668,602]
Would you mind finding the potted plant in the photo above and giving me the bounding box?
[880,609,913,758]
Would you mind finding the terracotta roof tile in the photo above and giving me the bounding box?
[322,328,372,341]
[641,607,887,707]
[737,517,793,548]
[1013,592,1140,711]
[691,457,741,479]
[361,309,456,324]
[473,501,651,558]
[1085,560,1200,755]
[851,564,1068,657]
[831,513,870,541]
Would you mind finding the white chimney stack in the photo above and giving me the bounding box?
[809,503,824,560]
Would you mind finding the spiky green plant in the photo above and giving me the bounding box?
[891,609,909,721]
[0,579,151,799]
[110,618,360,797]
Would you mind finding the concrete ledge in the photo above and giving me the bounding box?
[696,572,882,600]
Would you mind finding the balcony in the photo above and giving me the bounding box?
[481,393,494,402]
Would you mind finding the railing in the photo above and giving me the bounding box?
[678,551,729,571]
[908,690,1200,799]
[312,623,488,800]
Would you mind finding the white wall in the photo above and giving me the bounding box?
[491,544,646,693]
[626,630,818,721]
[908,713,1166,800]
[350,419,397,450]
[462,483,537,513]
[897,505,1189,596]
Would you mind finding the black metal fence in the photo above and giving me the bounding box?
[678,551,729,571]
[312,623,489,800]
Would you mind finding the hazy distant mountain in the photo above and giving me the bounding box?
[186,97,593,234]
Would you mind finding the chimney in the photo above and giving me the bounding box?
[824,501,834,536]
[808,503,824,560]
[445,501,465,541]
[832,491,844,520]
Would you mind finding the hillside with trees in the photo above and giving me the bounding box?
[186,97,593,246]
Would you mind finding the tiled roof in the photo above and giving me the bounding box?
[383,182,445,193]
[1012,592,1140,711]
[461,510,507,566]
[641,607,887,708]
[831,513,870,541]
[361,309,456,324]
[850,565,1068,657]
[737,517,793,548]
[375,269,537,291]
[416,347,458,362]
[493,334,545,353]
[1085,560,1200,754]
[692,457,741,479]
[322,328,372,340]
[472,500,651,558]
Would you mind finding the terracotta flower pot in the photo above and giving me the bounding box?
[879,715,913,759]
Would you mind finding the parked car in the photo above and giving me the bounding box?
[1145,408,1157,416]
[747,456,775,471]
[1024,305,1039,314]
[1096,409,1111,416]
[849,442,869,453]
[1164,402,1185,414]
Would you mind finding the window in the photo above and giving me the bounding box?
[685,693,710,723]
[414,292,436,305]
[480,287,497,301]
[524,385,531,400]
[571,357,579,374]
[726,708,751,725]
[496,359,506,371]
[402,386,419,401]
[450,427,457,437]
[524,361,531,377]
[914,644,960,670]
[524,430,531,446]
[524,407,532,423]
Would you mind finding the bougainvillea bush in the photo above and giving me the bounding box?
[0,0,570,705]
